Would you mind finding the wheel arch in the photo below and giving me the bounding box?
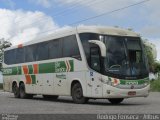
[12,81,18,92]
[19,81,24,86]
[70,79,85,96]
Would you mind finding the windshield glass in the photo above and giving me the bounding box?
[80,33,149,79]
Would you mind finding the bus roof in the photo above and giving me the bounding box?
[5,26,140,50]
[77,26,140,37]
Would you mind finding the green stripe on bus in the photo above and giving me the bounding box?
[69,60,74,72]
[31,75,36,84]
[120,78,149,85]
[17,66,22,75]
[28,65,33,74]
[108,77,149,85]
[39,63,55,73]
[2,60,73,76]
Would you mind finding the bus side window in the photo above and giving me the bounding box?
[4,49,16,64]
[25,45,37,62]
[15,48,25,64]
[36,42,49,61]
[62,35,81,60]
[48,39,62,59]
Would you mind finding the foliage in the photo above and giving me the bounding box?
[144,42,160,73]
[150,79,160,92]
[153,62,160,73]
[0,83,3,90]
[0,39,12,71]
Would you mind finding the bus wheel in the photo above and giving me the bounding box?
[43,95,59,100]
[108,98,124,104]
[71,83,88,104]
[12,83,20,98]
[19,83,33,99]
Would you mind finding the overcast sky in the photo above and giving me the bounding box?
[0,0,160,60]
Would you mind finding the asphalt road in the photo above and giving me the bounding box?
[0,91,159,115]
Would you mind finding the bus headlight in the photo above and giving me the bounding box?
[111,78,120,86]
[101,77,120,87]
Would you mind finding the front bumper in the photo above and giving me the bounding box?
[102,84,150,98]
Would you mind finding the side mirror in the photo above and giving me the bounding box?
[89,40,106,57]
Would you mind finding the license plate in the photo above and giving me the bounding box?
[128,91,136,96]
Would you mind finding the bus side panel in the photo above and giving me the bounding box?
[68,71,87,96]
[38,73,55,95]
[3,75,22,92]
[52,58,89,96]
[85,71,103,98]
[54,72,69,96]
[3,76,12,92]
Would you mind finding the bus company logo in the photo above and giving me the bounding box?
[2,69,12,75]
[55,61,71,73]
[55,62,66,73]
[126,81,138,85]
[2,114,18,120]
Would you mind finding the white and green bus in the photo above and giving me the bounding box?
[2,26,150,104]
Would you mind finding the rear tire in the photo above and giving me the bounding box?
[19,83,33,99]
[12,83,20,98]
[43,95,59,100]
[108,98,124,104]
[71,83,88,104]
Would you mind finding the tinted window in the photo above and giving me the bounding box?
[4,34,80,65]
[80,33,99,63]
[48,39,62,59]
[36,42,49,61]
[4,49,16,64]
[62,35,81,60]
[25,45,37,62]
[16,48,25,63]
[127,39,141,50]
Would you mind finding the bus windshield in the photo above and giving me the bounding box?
[80,33,149,79]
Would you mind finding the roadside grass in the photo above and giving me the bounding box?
[0,83,3,90]
[150,79,160,92]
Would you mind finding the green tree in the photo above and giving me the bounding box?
[143,40,160,74]
[0,39,12,71]
[144,45,154,72]
[154,62,160,73]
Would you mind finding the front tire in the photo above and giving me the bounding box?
[12,83,20,98]
[108,98,124,104]
[71,83,88,104]
[19,83,33,99]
